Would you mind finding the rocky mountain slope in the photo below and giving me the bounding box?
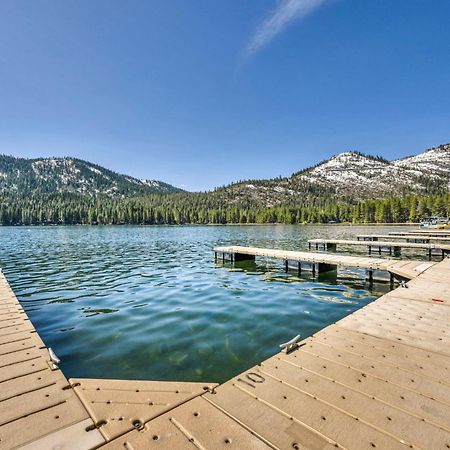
[1,143,448,205]
[0,155,183,197]
[215,143,450,206]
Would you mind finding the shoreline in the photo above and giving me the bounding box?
[0,222,420,228]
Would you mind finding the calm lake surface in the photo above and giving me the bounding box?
[0,224,421,383]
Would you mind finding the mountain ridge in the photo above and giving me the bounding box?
[1,142,449,204]
[213,143,450,206]
[0,155,183,196]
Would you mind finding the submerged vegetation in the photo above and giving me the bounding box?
[1,192,449,225]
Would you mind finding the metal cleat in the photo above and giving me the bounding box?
[47,347,61,370]
[280,334,301,354]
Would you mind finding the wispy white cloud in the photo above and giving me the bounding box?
[244,0,329,58]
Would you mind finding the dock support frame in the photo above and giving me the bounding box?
[215,251,256,262]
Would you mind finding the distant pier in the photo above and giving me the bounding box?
[389,229,450,238]
[307,238,450,259]
[357,233,450,243]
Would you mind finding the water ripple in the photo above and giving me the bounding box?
[0,224,411,382]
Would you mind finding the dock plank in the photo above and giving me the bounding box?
[101,396,272,450]
[70,378,218,441]
[206,370,407,450]
[260,358,450,449]
[275,349,450,430]
[313,327,450,381]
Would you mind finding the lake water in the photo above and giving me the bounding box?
[0,224,420,383]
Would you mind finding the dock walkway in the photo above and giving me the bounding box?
[214,245,435,280]
[307,238,450,258]
[357,234,450,243]
[2,255,450,448]
[389,230,450,237]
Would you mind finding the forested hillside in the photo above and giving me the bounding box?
[1,143,449,225]
[0,191,448,225]
[0,155,182,196]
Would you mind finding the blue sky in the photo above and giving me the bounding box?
[0,0,449,191]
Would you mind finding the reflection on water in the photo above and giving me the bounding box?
[0,224,419,383]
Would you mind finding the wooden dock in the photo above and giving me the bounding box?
[389,229,450,238]
[307,238,450,258]
[2,254,450,448]
[214,245,435,281]
[357,234,450,243]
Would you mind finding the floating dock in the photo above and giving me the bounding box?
[307,238,450,258]
[357,234,450,243]
[0,270,218,449]
[389,230,450,238]
[214,245,435,280]
[2,255,450,448]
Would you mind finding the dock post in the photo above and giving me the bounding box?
[298,261,301,276]
[312,263,316,277]
[308,242,311,250]
[368,245,372,255]
[233,253,256,262]
[366,269,373,283]
[428,249,432,260]
[318,263,338,273]
[284,260,288,272]
[214,251,217,262]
